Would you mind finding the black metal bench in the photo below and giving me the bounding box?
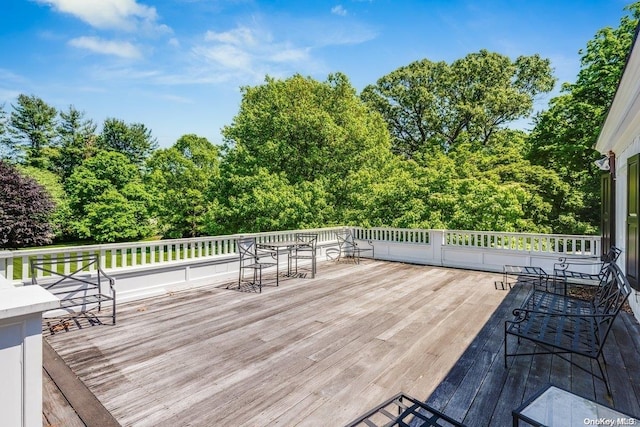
[504,262,631,395]
[30,254,116,331]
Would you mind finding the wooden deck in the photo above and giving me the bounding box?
[43,259,640,426]
[44,260,507,426]
[425,281,640,426]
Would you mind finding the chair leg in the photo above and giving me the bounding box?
[258,268,262,293]
[504,325,508,369]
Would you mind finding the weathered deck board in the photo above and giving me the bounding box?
[46,260,506,426]
[43,369,85,427]
[425,281,640,425]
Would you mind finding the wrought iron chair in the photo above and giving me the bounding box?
[232,237,278,292]
[327,230,374,264]
[289,233,318,278]
[30,254,116,331]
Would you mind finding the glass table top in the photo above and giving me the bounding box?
[517,386,638,426]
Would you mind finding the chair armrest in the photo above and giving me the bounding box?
[554,259,604,273]
[556,255,602,266]
[554,261,605,282]
[97,267,117,295]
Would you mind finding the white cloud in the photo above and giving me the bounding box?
[331,5,348,16]
[183,17,378,85]
[194,44,252,70]
[269,47,310,63]
[204,27,257,46]
[34,0,170,33]
[193,24,314,81]
[168,37,180,48]
[69,36,142,59]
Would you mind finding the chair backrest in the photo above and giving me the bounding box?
[237,238,257,262]
[30,254,108,298]
[603,246,622,263]
[594,246,623,278]
[592,262,632,344]
[31,254,101,287]
[295,233,318,248]
[335,230,355,251]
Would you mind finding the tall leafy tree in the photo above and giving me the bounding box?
[218,73,392,232]
[7,94,57,167]
[0,160,54,248]
[53,105,98,180]
[362,50,555,157]
[146,134,220,238]
[99,118,158,166]
[528,2,640,233]
[66,151,153,242]
[223,73,391,183]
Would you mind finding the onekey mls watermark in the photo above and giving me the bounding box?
[584,418,637,426]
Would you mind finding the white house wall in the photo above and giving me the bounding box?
[610,134,640,322]
[594,24,640,324]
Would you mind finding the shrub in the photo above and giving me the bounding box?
[0,160,54,248]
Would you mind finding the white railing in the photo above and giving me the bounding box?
[351,227,602,272]
[352,227,600,256]
[441,230,600,256]
[0,227,344,283]
[0,226,601,284]
[353,227,430,244]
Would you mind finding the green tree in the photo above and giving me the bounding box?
[206,168,332,235]
[362,50,555,157]
[146,134,220,238]
[448,130,571,232]
[343,129,569,233]
[218,73,393,232]
[99,118,158,166]
[66,151,153,242]
[18,165,74,241]
[0,160,54,248]
[53,105,98,180]
[528,2,640,233]
[7,94,57,167]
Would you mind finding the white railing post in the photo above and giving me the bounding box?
[0,279,60,427]
[431,230,444,266]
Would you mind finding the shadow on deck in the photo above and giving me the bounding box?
[425,282,640,426]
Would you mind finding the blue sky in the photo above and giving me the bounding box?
[0,0,631,148]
